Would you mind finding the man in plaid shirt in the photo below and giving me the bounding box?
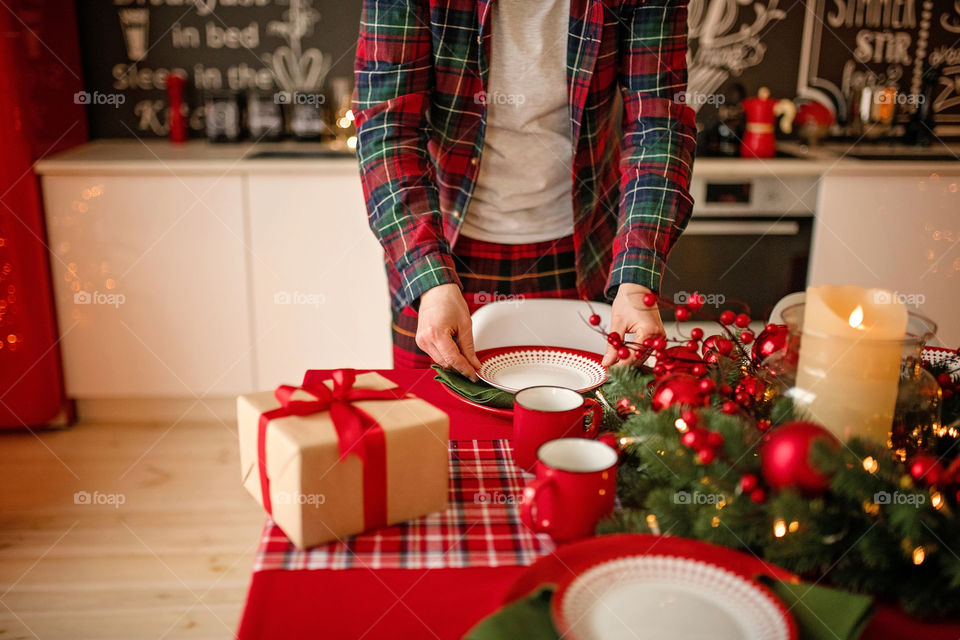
[354,0,696,378]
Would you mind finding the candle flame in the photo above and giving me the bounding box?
[848,305,864,329]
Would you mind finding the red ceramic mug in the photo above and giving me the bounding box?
[512,386,602,472]
[520,438,618,542]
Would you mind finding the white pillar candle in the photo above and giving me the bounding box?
[794,285,908,442]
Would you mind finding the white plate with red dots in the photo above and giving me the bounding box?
[475,346,608,394]
[553,554,795,640]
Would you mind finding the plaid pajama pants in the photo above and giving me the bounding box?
[390,235,578,368]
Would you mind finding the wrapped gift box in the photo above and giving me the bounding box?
[238,370,449,549]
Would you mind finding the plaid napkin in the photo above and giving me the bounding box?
[253,440,554,571]
[432,365,515,409]
[466,580,874,640]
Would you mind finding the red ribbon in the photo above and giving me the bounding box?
[256,369,405,530]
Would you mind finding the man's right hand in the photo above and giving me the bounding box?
[415,283,482,381]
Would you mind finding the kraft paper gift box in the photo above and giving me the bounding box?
[238,370,449,549]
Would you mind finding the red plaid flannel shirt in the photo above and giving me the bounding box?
[353,0,696,311]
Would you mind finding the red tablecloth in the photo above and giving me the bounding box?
[237,369,960,639]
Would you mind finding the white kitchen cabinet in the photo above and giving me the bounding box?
[41,175,255,396]
[246,171,391,389]
[809,173,960,347]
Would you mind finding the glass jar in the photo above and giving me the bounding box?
[777,303,939,446]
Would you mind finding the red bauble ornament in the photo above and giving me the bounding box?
[740,473,759,493]
[675,307,691,321]
[734,313,751,328]
[651,374,708,411]
[706,431,724,448]
[697,448,716,464]
[909,455,944,486]
[721,401,738,414]
[751,324,789,364]
[702,335,720,355]
[698,379,716,394]
[658,346,704,376]
[642,293,658,307]
[681,430,701,448]
[588,313,601,326]
[760,421,839,496]
[715,338,734,356]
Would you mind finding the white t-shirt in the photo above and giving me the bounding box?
[459,0,575,244]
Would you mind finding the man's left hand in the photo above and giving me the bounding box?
[602,283,667,367]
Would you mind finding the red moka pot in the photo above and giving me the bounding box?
[741,87,796,159]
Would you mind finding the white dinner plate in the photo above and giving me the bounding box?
[475,346,608,393]
[555,555,794,640]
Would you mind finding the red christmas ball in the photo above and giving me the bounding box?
[691,364,707,377]
[706,431,724,448]
[698,379,716,394]
[740,473,759,493]
[721,401,738,414]
[701,335,722,357]
[658,346,704,376]
[760,422,839,496]
[909,455,944,486]
[697,448,716,464]
[715,338,734,356]
[651,374,708,411]
[681,429,701,448]
[751,324,789,364]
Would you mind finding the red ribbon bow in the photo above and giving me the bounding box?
[256,369,405,529]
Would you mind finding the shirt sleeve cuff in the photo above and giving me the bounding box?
[605,248,666,299]
[399,252,463,309]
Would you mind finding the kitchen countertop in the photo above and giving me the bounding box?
[33,138,960,177]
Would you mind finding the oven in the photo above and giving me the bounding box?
[659,174,819,324]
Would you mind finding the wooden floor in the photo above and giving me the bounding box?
[0,418,263,639]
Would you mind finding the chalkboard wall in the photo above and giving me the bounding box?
[75,0,960,139]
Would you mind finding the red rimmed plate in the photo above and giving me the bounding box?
[438,383,514,419]
[476,346,608,394]
[506,534,797,640]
